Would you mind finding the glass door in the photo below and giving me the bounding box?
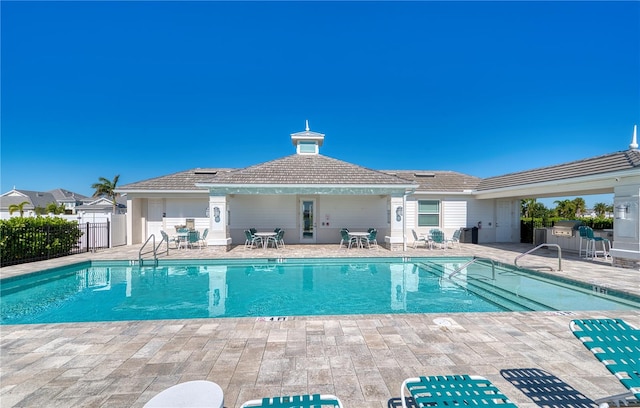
[300,199,316,243]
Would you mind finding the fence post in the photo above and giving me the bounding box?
[107,219,110,249]
[86,222,91,253]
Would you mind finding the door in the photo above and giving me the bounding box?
[147,199,164,240]
[496,200,513,242]
[300,199,316,243]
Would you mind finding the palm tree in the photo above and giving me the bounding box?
[521,198,537,218]
[8,201,30,217]
[554,199,576,219]
[572,197,586,217]
[92,175,120,214]
[593,202,609,217]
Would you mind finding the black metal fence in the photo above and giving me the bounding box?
[0,221,110,267]
[77,222,110,253]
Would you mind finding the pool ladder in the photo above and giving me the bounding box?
[514,243,562,271]
[138,234,160,267]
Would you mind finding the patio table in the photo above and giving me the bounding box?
[348,231,369,248]
[176,232,189,249]
[254,232,277,249]
[144,380,223,408]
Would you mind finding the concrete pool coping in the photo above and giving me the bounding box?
[1,243,639,407]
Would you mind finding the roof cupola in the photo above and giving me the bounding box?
[630,124,638,150]
[290,120,325,155]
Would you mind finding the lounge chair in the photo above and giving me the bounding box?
[401,375,517,408]
[570,318,640,407]
[241,394,343,408]
[412,229,430,249]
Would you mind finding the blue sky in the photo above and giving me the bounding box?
[2,1,638,208]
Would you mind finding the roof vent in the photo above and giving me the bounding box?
[194,170,218,175]
[414,172,435,177]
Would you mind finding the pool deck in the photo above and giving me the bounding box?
[1,243,639,407]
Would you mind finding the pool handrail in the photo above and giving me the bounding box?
[138,234,159,267]
[448,256,496,280]
[514,243,562,271]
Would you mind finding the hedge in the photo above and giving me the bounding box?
[0,217,84,266]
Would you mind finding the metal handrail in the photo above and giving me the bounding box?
[138,234,157,266]
[155,233,169,256]
[448,256,496,280]
[514,243,562,271]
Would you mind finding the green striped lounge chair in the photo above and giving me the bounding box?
[401,375,517,408]
[570,318,640,407]
[241,394,343,408]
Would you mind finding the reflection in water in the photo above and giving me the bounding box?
[303,265,313,291]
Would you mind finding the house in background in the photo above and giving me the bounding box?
[75,196,127,216]
[117,122,640,269]
[0,188,125,219]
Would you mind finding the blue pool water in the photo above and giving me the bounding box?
[1,257,638,325]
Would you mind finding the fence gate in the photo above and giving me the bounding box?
[77,222,110,252]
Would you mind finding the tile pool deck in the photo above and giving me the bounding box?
[1,243,638,408]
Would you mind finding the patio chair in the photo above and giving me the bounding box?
[176,228,189,249]
[244,230,262,249]
[412,229,430,249]
[401,375,517,408]
[187,230,201,249]
[339,229,358,249]
[241,394,343,408]
[363,229,378,249]
[570,318,640,407]
[267,229,285,249]
[198,228,208,248]
[160,230,178,250]
[447,229,462,249]
[430,230,447,250]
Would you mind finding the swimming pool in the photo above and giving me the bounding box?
[1,257,638,324]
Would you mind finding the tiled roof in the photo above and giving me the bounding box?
[381,170,482,192]
[118,168,234,191]
[477,149,640,191]
[199,155,415,186]
[48,188,89,202]
[0,190,55,210]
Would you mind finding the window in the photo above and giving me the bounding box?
[418,200,440,227]
[298,141,317,154]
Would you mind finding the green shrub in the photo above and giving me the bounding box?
[0,217,84,266]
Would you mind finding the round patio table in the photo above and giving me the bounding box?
[254,231,277,248]
[144,380,224,408]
